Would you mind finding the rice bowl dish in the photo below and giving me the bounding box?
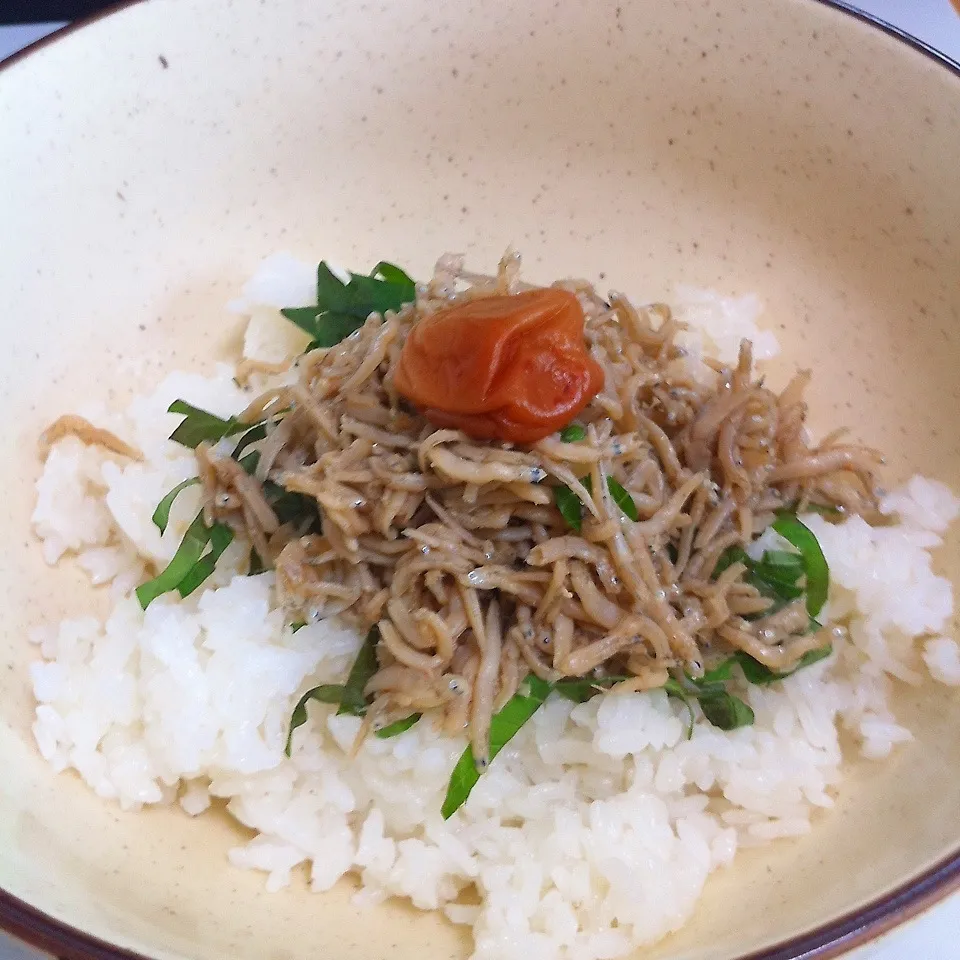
[27,251,960,960]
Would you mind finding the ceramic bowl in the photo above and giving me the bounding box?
[1,1,958,958]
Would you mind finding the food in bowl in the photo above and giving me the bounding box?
[29,252,959,958]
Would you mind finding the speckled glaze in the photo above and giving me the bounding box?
[1,1,959,958]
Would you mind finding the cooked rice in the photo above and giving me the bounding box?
[28,254,960,960]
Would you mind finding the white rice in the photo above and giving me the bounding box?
[28,257,960,960]
[673,286,778,367]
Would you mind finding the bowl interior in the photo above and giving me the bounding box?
[1,1,959,958]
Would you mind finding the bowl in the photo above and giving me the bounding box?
[1,1,959,958]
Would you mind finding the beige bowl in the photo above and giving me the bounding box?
[1,1,959,957]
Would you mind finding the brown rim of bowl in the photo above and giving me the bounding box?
[1,0,959,957]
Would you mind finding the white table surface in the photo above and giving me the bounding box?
[1,4,958,959]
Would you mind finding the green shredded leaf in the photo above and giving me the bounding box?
[315,263,348,311]
[151,477,199,534]
[375,714,422,739]
[698,691,755,730]
[167,400,248,449]
[555,474,638,531]
[232,423,268,460]
[285,628,415,752]
[662,678,686,698]
[337,628,380,717]
[605,476,639,522]
[235,450,260,475]
[713,539,807,614]
[176,522,234,598]
[339,271,414,318]
[284,626,392,753]
[371,261,416,299]
[735,645,833,686]
[265,483,322,532]
[772,514,829,617]
[279,307,324,337]
[442,675,552,819]
[553,675,628,703]
[795,643,831,668]
[302,311,367,349]
[560,424,586,443]
[671,662,762,734]
[136,514,212,609]
[553,485,584,532]
[712,546,751,578]
[584,474,639,523]
[282,261,417,351]
[757,549,805,573]
[137,502,235,608]
[313,312,367,348]
[696,657,737,686]
[752,565,803,593]
[706,517,831,691]
[733,653,776,686]
[285,684,347,756]
[751,570,804,608]
[663,678,696,738]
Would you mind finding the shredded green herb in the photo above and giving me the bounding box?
[552,675,628,703]
[605,476,639,522]
[663,678,697,738]
[713,546,801,610]
[733,646,833,685]
[142,394,321,606]
[176,522,234,598]
[754,549,805,577]
[697,658,737,686]
[648,514,831,735]
[264,482,322,533]
[697,690,755,730]
[698,515,833,695]
[712,545,749,578]
[553,484,584,532]
[370,261,416,298]
[554,474,639,531]
[559,424,586,443]
[442,675,552,819]
[712,513,830,625]
[375,714,422,739]
[285,628,411,755]
[283,627,385,754]
[151,477,199,534]
[336,627,380,717]
[772,514,829,617]
[232,423,268,460]
[291,312,366,350]
[136,514,232,609]
[285,684,348,756]
[664,673,758,735]
[282,261,417,351]
[167,400,249,449]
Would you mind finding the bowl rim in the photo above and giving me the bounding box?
[1,1,959,958]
